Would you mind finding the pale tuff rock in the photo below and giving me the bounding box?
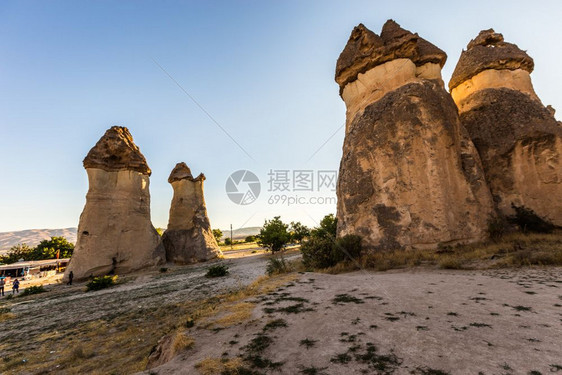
[450,31,562,227]
[64,127,165,281]
[336,21,494,251]
[162,162,221,263]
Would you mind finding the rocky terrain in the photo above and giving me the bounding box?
[0,249,285,374]
[144,266,562,375]
[2,249,561,374]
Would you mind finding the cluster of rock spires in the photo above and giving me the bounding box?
[64,126,220,281]
[63,21,561,279]
[335,20,561,251]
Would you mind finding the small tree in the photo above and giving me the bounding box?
[245,235,256,243]
[34,236,75,259]
[224,237,232,246]
[1,243,34,264]
[311,214,337,239]
[258,216,290,253]
[212,229,223,244]
[289,221,309,243]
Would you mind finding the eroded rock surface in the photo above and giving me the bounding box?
[336,21,494,251]
[162,163,221,263]
[65,126,165,281]
[450,29,562,227]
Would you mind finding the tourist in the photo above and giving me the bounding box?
[0,277,5,297]
[68,271,74,285]
[12,279,20,294]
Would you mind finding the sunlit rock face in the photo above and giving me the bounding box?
[335,20,494,251]
[450,29,562,227]
[65,126,165,281]
[161,163,221,263]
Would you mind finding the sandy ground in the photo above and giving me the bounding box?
[0,251,298,362]
[144,267,562,375]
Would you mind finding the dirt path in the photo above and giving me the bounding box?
[145,267,562,375]
[0,252,299,374]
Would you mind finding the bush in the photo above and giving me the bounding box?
[301,234,362,270]
[334,235,362,262]
[159,267,168,273]
[245,235,256,243]
[266,256,290,276]
[487,217,506,240]
[86,275,118,291]
[20,285,46,297]
[224,238,232,246]
[206,264,229,278]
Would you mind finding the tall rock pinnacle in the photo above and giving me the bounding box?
[162,162,221,263]
[450,30,562,228]
[64,126,165,281]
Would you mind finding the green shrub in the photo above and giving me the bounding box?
[205,264,229,278]
[266,256,290,276]
[487,217,506,240]
[334,235,362,262]
[86,275,118,291]
[159,267,168,273]
[301,236,334,270]
[20,285,46,297]
[301,234,362,270]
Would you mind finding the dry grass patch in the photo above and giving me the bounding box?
[0,308,15,322]
[195,356,245,375]
[314,231,562,273]
[191,274,298,326]
[203,302,256,329]
[171,331,195,354]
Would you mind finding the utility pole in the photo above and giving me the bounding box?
[230,224,233,250]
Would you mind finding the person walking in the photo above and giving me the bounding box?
[12,279,19,294]
[68,271,74,286]
[0,277,5,297]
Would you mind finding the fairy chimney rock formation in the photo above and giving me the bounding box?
[162,162,221,263]
[335,20,494,251]
[65,126,165,281]
[450,29,562,227]
[336,20,447,129]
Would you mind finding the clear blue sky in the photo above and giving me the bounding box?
[1,0,561,232]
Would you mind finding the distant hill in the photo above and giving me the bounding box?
[220,226,261,241]
[0,226,262,254]
[0,228,77,254]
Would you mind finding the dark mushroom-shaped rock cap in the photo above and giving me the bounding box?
[168,162,205,183]
[449,29,534,91]
[335,19,447,92]
[83,126,151,175]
